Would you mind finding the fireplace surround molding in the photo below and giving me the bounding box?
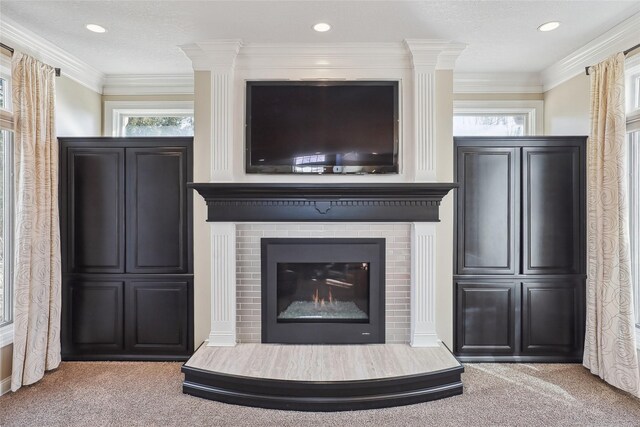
[191,183,456,348]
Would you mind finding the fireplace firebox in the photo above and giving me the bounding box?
[261,238,385,344]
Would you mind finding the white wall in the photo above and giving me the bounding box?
[435,70,455,346]
[544,73,591,136]
[56,76,102,137]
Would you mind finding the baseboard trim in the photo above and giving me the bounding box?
[456,355,583,363]
[1,376,11,396]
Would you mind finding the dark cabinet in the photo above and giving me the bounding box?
[454,137,586,362]
[455,280,517,354]
[521,279,583,355]
[456,147,519,275]
[63,280,125,352]
[60,138,193,360]
[64,148,125,273]
[126,148,189,274]
[125,280,190,354]
[522,147,582,275]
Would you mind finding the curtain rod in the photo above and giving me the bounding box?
[585,42,640,76]
[0,41,61,77]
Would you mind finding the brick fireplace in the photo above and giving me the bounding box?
[237,224,410,343]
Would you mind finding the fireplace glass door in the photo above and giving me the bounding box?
[262,238,385,344]
[276,262,370,323]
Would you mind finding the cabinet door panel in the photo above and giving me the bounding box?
[126,148,188,273]
[63,280,124,354]
[522,280,583,355]
[66,149,125,273]
[125,280,189,354]
[456,147,519,274]
[455,281,517,354]
[523,147,581,274]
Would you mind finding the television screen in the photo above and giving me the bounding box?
[246,81,399,174]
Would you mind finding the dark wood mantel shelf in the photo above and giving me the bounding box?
[189,183,458,222]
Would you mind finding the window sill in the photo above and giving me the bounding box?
[0,323,13,347]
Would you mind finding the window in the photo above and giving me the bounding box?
[120,114,193,137]
[0,130,13,330]
[626,55,640,328]
[104,101,194,137]
[0,53,13,345]
[453,100,543,136]
[0,77,7,110]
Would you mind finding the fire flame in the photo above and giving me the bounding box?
[312,288,336,308]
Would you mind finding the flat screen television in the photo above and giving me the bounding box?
[245,81,399,174]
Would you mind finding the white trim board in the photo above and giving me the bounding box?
[0,16,104,94]
[0,376,11,396]
[542,10,640,92]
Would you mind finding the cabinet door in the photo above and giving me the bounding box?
[126,147,189,274]
[62,279,124,355]
[522,279,584,355]
[65,148,125,273]
[522,147,582,274]
[456,147,519,274]
[455,281,518,354]
[125,280,190,354]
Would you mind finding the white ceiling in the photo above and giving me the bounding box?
[1,1,639,76]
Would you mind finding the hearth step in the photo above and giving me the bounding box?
[181,343,464,411]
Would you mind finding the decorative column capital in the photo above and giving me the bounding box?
[180,39,243,71]
[404,39,466,71]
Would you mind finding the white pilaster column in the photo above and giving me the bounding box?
[209,222,237,346]
[405,40,465,182]
[180,40,242,181]
[410,222,438,347]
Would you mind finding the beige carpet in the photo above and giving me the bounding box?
[1,362,639,426]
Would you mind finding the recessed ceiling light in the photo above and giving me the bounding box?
[313,23,331,33]
[86,24,107,33]
[538,21,560,32]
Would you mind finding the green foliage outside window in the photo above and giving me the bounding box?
[124,116,194,136]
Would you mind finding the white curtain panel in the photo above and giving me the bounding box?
[584,52,640,397]
[10,53,62,392]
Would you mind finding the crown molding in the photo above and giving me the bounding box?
[237,42,410,69]
[436,43,467,70]
[0,16,105,94]
[541,11,640,92]
[102,74,194,95]
[405,40,466,70]
[244,43,406,69]
[454,72,543,94]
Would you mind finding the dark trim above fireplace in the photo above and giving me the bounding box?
[188,183,457,222]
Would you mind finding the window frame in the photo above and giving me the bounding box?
[103,100,194,137]
[453,100,544,136]
[625,55,640,343]
[0,53,13,346]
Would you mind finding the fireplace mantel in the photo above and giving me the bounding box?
[189,183,457,222]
